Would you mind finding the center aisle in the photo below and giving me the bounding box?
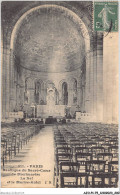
[1,125,55,188]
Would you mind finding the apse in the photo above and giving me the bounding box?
[14,6,85,73]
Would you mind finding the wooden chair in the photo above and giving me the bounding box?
[78,160,87,173]
[86,160,106,174]
[86,160,106,187]
[108,161,118,174]
[1,139,7,168]
[108,146,118,161]
[56,147,72,154]
[70,142,83,148]
[75,152,92,162]
[60,162,79,173]
[91,146,105,160]
[75,147,89,153]
[92,173,118,188]
[54,136,65,142]
[60,172,88,188]
[85,142,97,148]
[108,139,118,146]
[97,153,113,172]
[101,143,112,152]
[55,140,67,147]
[69,139,80,145]
[97,153,113,163]
[56,153,72,165]
[95,138,105,146]
[55,142,68,148]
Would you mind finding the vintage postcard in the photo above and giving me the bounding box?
[1,0,119,191]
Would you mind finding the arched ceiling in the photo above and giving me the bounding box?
[15,6,85,73]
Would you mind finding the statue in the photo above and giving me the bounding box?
[47,87,56,106]
[46,87,56,115]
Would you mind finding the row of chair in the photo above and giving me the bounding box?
[1,124,44,168]
[53,123,118,188]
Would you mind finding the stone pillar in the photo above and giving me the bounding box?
[1,43,10,118]
[96,32,103,121]
[77,87,81,107]
[89,51,94,114]
[16,83,25,110]
[16,84,19,106]
[89,33,97,120]
[82,86,85,112]
[19,74,25,106]
[77,76,83,110]
[9,49,16,111]
[58,89,62,105]
[28,88,35,105]
[19,85,25,106]
[41,85,46,104]
[68,83,72,106]
[85,52,91,113]
[93,48,97,116]
[87,32,103,121]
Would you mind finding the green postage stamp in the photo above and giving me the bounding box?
[94,1,118,32]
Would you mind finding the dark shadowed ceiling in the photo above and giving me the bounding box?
[15,6,85,73]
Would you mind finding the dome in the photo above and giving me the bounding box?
[15,6,85,73]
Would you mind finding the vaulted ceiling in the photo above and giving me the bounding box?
[15,6,85,73]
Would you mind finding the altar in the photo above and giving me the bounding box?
[36,83,66,117]
[37,105,65,117]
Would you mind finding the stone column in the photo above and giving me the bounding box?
[85,52,91,113]
[88,32,103,121]
[9,49,16,111]
[19,73,25,107]
[77,76,83,110]
[41,84,46,104]
[68,83,72,106]
[96,32,103,121]
[28,88,35,105]
[93,48,97,116]
[89,33,97,120]
[89,51,94,114]
[19,85,25,106]
[2,43,10,118]
[16,84,20,110]
[58,88,62,105]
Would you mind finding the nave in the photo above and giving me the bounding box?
[1,123,118,188]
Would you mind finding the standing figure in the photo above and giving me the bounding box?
[98,4,115,30]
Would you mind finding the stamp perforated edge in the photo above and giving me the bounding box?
[93,1,118,33]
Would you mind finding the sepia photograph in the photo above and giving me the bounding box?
[1,1,119,189]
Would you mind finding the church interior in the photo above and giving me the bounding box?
[1,1,119,188]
